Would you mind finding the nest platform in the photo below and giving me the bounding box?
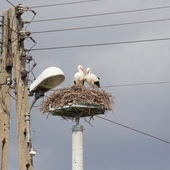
[41,85,113,119]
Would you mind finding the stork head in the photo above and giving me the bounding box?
[86,68,91,74]
[77,65,83,70]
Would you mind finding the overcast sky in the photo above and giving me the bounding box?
[1,0,170,170]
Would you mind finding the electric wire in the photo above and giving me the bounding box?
[49,81,170,93]
[30,0,99,9]
[101,81,170,88]
[7,87,16,100]
[31,17,170,34]
[28,37,170,51]
[96,116,170,144]
[6,0,15,7]
[2,23,18,34]
[24,13,36,31]
[33,5,170,23]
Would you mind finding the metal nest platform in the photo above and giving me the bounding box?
[41,85,113,119]
[48,101,105,118]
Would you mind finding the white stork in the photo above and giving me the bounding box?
[84,67,100,88]
[74,65,86,86]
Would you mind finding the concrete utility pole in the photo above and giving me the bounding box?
[72,115,84,170]
[0,10,12,170]
[9,6,34,170]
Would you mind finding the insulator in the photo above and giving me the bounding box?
[20,69,28,79]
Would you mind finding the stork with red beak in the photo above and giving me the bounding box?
[74,65,86,86]
[84,67,100,88]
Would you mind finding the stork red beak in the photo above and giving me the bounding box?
[81,68,86,75]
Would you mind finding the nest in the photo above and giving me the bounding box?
[41,85,113,119]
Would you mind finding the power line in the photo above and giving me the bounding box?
[6,0,15,7]
[28,37,170,51]
[49,80,170,92]
[101,81,170,88]
[96,116,170,144]
[31,0,99,9]
[2,22,18,34]
[31,17,170,34]
[33,5,170,23]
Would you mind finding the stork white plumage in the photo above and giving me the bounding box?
[74,65,86,86]
[84,67,100,88]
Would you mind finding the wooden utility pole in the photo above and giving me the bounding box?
[0,6,34,170]
[0,10,12,170]
[10,6,34,170]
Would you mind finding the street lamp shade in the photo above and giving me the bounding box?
[29,67,65,93]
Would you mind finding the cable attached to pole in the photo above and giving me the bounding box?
[96,116,170,144]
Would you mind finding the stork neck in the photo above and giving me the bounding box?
[87,70,91,75]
